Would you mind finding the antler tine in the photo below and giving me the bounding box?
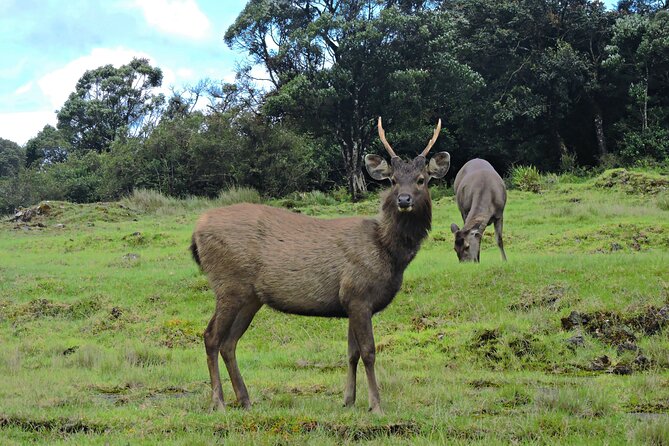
[377,117,398,158]
[420,119,442,157]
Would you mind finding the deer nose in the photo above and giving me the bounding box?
[397,194,412,209]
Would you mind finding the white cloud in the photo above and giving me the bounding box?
[37,47,154,110]
[14,81,33,95]
[133,0,211,40]
[0,111,57,145]
[176,67,195,79]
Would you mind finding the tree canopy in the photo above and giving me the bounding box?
[56,58,164,154]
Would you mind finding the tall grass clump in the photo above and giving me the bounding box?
[122,188,178,213]
[216,186,262,206]
[656,192,669,211]
[122,187,262,215]
[632,419,669,446]
[509,165,542,193]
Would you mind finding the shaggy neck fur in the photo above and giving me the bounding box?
[377,189,432,271]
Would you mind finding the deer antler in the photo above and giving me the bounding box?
[377,117,398,158]
[420,119,442,157]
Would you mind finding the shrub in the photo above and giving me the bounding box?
[509,165,542,193]
[559,151,578,173]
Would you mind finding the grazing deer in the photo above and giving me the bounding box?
[450,158,507,262]
[190,118,450,414]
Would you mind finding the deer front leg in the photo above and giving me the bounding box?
[343,322,360,407]
[494,217,507,261]
[348,309,382,414]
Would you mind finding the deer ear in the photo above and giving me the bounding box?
[365,154,393,181]
[427,152,450,179]
[451,223,460,234]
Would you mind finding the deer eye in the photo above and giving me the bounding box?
[390,178,397,186]
[417,177,425,186]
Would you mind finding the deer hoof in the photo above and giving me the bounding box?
[209,399,225,412]
[369,406,384,415]
[239,399,252,410]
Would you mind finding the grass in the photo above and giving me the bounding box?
[1,175,669,444]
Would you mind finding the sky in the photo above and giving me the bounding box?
[0,0,251,145]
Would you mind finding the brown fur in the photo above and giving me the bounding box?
[191,149,450,414]
[451,158,507,262]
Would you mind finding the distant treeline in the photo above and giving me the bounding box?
[1,0,669,212]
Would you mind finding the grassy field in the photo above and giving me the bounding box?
[1,170,668,445]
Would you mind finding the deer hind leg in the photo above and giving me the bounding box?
[343,323,360,407]
[494,217,507,261]
[220,297,261,409]
[348,309,382,414]
[204,289,245,411]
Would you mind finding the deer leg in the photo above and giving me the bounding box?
[343,322,360,407]
[349,310,382,414]
[220,298,261,409]
[494,218,507,261]
[204,298,240,411]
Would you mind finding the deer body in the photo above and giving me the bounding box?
[450,158,507,262]
[193,203,414,318]
[191,118,450,414]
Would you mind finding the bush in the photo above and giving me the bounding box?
[509,165,542,193]
[619,127,669,164]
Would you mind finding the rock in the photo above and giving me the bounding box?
[611,362,633,375]
[54,224,65,229]
[63,346,79,356]
[37,202,51,215]
[634,354,650,370]
[616,341,638,354]
[561,311,583,330]
[589,355,610,371]
[566,334,584,349]
[13,208,34,222]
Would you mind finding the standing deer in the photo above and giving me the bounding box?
[190,118,450,414]
[450,158,507,262]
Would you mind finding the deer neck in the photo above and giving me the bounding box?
[377,191,432,271]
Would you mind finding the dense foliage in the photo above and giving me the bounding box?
[2,1,669,212]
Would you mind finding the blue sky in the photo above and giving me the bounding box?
[0,0,250,145]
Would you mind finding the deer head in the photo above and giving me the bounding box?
[365,117,450,213]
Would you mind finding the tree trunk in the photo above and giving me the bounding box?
[591,98,607,158]
[341,138,367,201]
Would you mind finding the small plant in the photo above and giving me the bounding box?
[509,165,542,193]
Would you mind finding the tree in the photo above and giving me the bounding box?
[0,137,23,178]
[57,58,165,153]
[25,125,69,167]
[603,10,669,160]
[226,0,479,199]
